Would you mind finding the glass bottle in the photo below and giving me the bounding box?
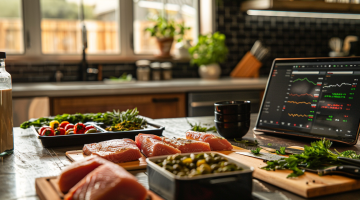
[0,52,13,156]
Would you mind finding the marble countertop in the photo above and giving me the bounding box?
[12,77,268,97]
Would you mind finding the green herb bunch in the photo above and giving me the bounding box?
[188,32,228,66]
[251,147,262,155]
[187,119,216,132]
[262,139,360,178]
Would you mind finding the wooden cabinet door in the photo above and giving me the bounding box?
[50,93,186,119]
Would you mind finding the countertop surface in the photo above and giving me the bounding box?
[2,114,360,200]
[12,77,268,97]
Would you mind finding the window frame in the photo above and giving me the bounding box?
[6,0,210,63]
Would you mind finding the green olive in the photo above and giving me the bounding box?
[205,156,213,164]
[173,164,181,171]
[189,163,196,169]
[177,172,185,177]
[196,153,204,160]
[211,164,220,171]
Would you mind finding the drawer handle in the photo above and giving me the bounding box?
[152,98,179,103]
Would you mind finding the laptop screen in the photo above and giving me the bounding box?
[256,58,360,144]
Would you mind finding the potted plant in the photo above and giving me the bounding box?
[145,17,176,58]
[188,32,228,79]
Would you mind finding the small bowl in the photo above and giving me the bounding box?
[214,101,251,114]
[215,112,250,122]
[215,120,250,139]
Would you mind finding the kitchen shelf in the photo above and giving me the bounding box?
[241,0,360,13]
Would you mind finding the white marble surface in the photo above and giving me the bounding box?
[12,77,268,97]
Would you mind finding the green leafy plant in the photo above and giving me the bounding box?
[267,143,272,146]
[145,16,176,38]
[262,138,360,178]
[276,147,286,155]
[251,147,262,155]
[188,32,228,66]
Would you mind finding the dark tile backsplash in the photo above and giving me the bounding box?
[7,61,198,83]
[216,1,360,76]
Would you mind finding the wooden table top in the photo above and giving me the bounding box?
[2,114,360,200]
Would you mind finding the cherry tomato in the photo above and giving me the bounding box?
[85,125,95,132]
[59,121,70,129]
[74,123,86,134]
[55,127,66,135]
[38,126,49,135]
[42,127,55,136]
[65,124,74,131]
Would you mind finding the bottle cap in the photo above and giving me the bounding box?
[0,52,6,59]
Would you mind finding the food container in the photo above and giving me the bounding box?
[150,62,161,81]
[136,60,150,81]
[161,62,173,80]
[33,121,165,148]
[146,152,253,200]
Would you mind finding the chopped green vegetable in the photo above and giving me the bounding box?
[187,119,216,132]
[20,108,146,129]
[276,147,286,155]
[267,143,272,146]
[251,147,262,155]
[262,138,360,178]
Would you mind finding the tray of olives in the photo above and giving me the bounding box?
[146,152,254,200]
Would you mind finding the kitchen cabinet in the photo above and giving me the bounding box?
[50,93,186,119]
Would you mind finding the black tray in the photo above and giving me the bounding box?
[33,122,165,148]
[146,152,254,200]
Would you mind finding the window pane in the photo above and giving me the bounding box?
[40,0,120,54]
[0,0,24,54]
[133,0,198,54]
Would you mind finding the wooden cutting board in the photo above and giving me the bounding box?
[35,176,163,200]
[224,146,360,198]
[66,150,147,170]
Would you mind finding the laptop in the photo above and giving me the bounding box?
[255,57,360,145]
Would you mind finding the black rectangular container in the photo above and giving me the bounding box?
[146,152,253,200]
[33,122,164,148]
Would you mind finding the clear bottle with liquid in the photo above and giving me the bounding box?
[0,52,13,156]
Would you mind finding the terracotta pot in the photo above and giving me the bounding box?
[155,37,174,58]
[198,63,221,79]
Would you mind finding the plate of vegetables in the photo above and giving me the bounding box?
[21,108,164,148]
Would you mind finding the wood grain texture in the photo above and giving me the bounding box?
[224,146,360,198]
[50,93,186,119]
[66,150,147,170]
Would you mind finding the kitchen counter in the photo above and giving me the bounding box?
[3,114,360,200]
[12,78,268,97]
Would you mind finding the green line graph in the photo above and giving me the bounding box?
[292,77,317,85]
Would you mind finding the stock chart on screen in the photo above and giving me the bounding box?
[257,61,360,142]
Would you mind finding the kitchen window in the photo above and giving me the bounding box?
[0,0,24,54]
[6,0,205,61]
[40,0,120,54]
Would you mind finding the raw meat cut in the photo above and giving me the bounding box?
[161,137,211,153]
[83,139,142,163]
[186,131,233,151]
[58,156,108,193]
[64,161,148,200]
[137,136,181,157]
[135,133,161,148]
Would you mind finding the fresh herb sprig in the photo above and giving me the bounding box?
[187,119,217,132]
[234,139,259,146]
[251,147,262,155]
[276,147,286,155]
[262,138,360,178]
